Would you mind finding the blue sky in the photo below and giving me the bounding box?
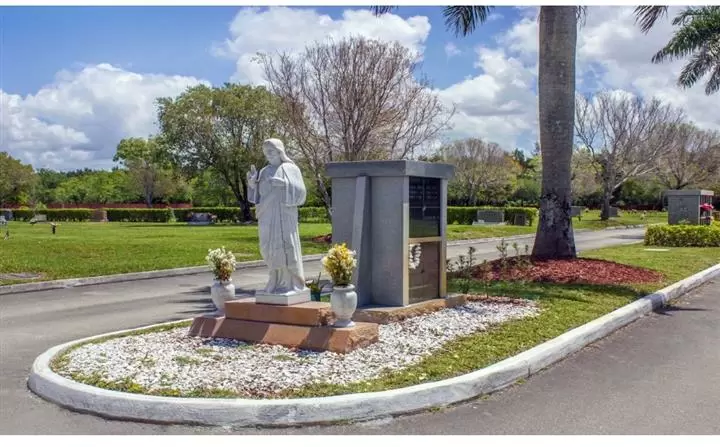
[2,6,523,95]
[1,5,711,171]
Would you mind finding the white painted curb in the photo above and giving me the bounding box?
[2,227,648,296]
[28,262,719,427]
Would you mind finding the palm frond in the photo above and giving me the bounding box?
[371,6,396,16]
[442,6,494,37]
[673,6,720,26]
[651,13,720,63]
[577,6,587,26]
[677,45,715,88]
[704,62,720,94]
[634,6,669,33]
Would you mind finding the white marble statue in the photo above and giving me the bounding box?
[247,139,308,300]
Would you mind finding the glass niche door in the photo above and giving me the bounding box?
[407,176,442,303]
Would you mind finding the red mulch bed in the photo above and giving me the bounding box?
[311,233,332,244]
[472,257,664,285]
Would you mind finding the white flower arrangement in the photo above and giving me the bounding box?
[408,243,422,270]
[206,246,237,282]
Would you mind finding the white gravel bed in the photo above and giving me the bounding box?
[56,300,539,397]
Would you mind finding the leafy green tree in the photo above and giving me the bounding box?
[34,169,69,204]
[114,136,178,207]
[157,83,285,221]
[512,148,538,179]
[187,170,236,207]
[440,138,520,206]
[513,178,541,207]
[0,152,37,207]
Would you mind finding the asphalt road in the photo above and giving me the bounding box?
[4,227,709,435]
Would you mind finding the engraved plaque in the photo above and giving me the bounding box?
[408,241,441,304]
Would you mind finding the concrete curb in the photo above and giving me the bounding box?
[28,261,719,427]
[2,226,649,296]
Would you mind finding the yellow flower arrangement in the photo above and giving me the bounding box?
[321,243,357,287]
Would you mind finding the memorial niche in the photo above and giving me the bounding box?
[409,176,441,238]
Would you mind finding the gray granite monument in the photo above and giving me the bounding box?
[247,139,310,305]
[326,160,455,308]
[666,189,715,225]
[472,209,505,226]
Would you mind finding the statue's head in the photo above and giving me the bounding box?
[262,138,292,167]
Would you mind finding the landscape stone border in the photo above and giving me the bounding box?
[1,226,651,296]
[28,261,719,427]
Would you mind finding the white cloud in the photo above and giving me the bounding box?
[438,5,720,151]
[214,6,431,84]
[1,64,208,170]
[437,46,537,150]
[444,42,461,58]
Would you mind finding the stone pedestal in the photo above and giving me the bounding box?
[90,209,108,222]
[187,298,378,353]
[255,289,311,306]
[666,189,715,225]
[325,160,455,308]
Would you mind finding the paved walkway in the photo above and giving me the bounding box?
[2,228,691,435]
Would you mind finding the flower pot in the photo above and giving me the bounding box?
[310,290,322,301]
[210,279,235,314]
[330,284,357,328]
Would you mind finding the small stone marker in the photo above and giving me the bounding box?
[473,209,505,226]
[608,207,619,218]
[187,212,215,226]
[91,209,108,222]
[570,206,584,218]
[513,214,528,226]
[29,214,47,224]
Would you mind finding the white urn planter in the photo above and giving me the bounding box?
[210,279,235,314]
[331,284,357,328]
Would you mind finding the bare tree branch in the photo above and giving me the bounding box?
[574,90,685,219]
[257,36,454,211]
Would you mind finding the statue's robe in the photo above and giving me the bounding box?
[250,162,307,294]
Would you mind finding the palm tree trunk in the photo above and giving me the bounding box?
[531,6,578,260]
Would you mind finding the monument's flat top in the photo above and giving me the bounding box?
[665,189,714,196]
[325,160,455,179]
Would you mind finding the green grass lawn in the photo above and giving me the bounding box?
[445,209,666,240]
[0,210,668,285]
[284,244,718,398]
[0,222,332,285]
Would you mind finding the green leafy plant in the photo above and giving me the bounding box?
[447,246,477,294]
[496,238,509,276]
[477,259,492,298]
[645,224,720,247]
[305,272,323,293]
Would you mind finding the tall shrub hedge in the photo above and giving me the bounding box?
[105,208,174,222]
[3,208,93,222]
[645,223,720,247]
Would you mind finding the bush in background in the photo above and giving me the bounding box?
[447,206,538,226]
[645,223,720,247]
